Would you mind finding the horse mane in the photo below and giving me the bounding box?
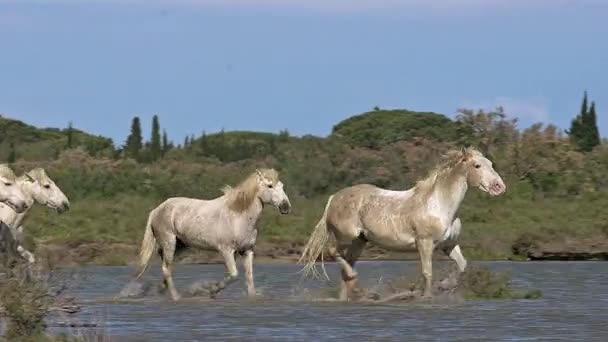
[0,164,18,181]
[22,168,50,183]
[413,147,481,197]
[222,168,278,213]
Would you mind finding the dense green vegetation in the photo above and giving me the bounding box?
[2,92,606,263]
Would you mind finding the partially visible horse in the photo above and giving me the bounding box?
[0,164,28,215]
[0,167,70,264]
[137,168,291,301]
[0,164,29,269]
[299,147,505,300]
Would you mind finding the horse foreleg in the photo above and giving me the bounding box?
[14,225,35,264]
[242,250,256,297]
[16,245,36,264]
[442,244,467,273]
[440,218,467,272]
[417,237,434,298]
[208,250,239,298]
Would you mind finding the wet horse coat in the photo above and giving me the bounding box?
[136,168,291,301]
[299,148,505,300]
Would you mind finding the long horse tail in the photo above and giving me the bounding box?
[298,194,334,280]
[135,211,157,280]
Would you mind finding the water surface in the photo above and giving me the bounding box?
[51,261,608,341]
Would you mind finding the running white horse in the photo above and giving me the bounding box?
[0,168,70,263]
[137,168,291,301]
[299,148,506,300]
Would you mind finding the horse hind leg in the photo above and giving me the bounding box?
[158,234,181,301]
[336,235,367,301]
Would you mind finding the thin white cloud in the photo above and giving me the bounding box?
[459,97,550,123]
[0,0,589,13]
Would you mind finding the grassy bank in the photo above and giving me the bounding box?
[22,188,608,266]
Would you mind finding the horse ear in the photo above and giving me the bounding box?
[461,147,469,161]
[255,169,264,180]
[25,172,35,182]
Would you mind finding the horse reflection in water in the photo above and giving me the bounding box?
[136,168,291,301]
[299,147,506,300]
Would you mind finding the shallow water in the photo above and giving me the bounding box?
[49,261,608,341]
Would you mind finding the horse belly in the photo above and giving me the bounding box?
[363,222,416,252]
[175,225,222,252]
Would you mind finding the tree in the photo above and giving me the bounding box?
[184,135,190,148]
[568,92,600,152]
[588,101,601,148]
[150,115,161,160]
[125,116,143,160]
[162,130,170,156]
[66,121,74,149]
[7,142,16,163]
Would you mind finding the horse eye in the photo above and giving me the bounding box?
[268,184,273,189]
[4,182,11,186]
[475,164,481,169]
[43,184,51,189]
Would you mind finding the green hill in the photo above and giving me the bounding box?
[331,109,462,148]
[0,115,114,161]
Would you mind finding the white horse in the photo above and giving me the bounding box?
[299,148,506,300]
[0,168,70,263]
[137,168,291,301]
[0,164,28,214]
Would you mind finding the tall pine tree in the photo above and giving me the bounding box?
[66,121,74,149]
[7,142,16,163]
[588,101,600,148]
[162,129,169,156]
[150,115,162,160]
[568,91,600,152]
[125,116,143,160]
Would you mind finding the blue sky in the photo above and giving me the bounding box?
[1,0,606,146]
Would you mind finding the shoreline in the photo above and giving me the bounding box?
[33,239,608,267]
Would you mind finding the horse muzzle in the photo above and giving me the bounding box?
[279,201,291,215]
[9,200,28,214]
[488,180,506,196]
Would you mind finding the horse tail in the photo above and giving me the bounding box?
[135,211,156,279]
[298,194,334,280]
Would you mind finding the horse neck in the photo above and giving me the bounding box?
[248,195,265,218]
[428,167,468,219]
[224,189,264,224]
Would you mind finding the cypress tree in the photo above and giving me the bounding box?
[125,116,143,160]
[66,121,74,149]
[580,91,588,118]
[569,91,600,152]
[7,142,16,163]
[162,130,169,156]
[150,115,161,160]
[588,101,601,148]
